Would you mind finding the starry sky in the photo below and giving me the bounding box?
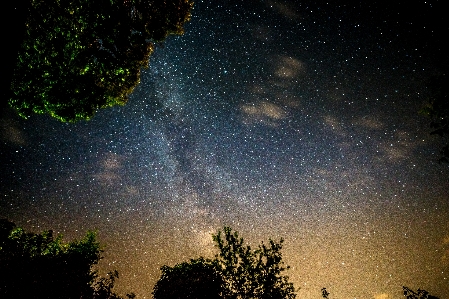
[1,1,449,298]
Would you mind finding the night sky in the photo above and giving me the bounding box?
[1,1,449,298]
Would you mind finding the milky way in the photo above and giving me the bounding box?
[1,1,449,298]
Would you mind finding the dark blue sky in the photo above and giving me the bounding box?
[1,1,449,298]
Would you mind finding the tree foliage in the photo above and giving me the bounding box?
[153,227,296,299]
[212,227,296,299]
[91,270,136,299]
[9,0,193,122]
[0,219,132,299]
[0,219,101,298]
[153,257,224,299]
[321,288,330,299]
[403,286,440,299]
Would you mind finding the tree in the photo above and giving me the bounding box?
[321,288,330,299]
[91,270,136,299]
[0,219,132,299]
[152,257,224,299]
[403,286,440,299]
[9,0,193,122]
[153,227,296,299]
[212,227,296,299]
[420,73,449,163]
[0,219,100,298]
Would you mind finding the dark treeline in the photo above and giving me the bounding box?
[0,220,441,299]
[0,219,134,299]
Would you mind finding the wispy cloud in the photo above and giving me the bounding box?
[0,118,26,146]
[240,101,287,126]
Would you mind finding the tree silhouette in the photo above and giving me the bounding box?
[420,73,449,163]
[321,287,330,299]
[153,257,224,299]
[9,0,193,122]
[212,227,296,299]
[403,286,440,299]
[0,219,132,299]
[92,270,136,299]
[0,219,100,298]
[154,227,296,299]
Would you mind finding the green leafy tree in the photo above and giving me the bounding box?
[0,219,132,299]
[403,286,440,299]
[9,0,193,122]
[212,227,296,299]
[153,257,224,299]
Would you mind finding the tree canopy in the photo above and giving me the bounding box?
[9,0,193,122]
[212,227,296,299]
[2,220,442,299]
[153,257,224,299]
[403,286,440,299]
[153,227,296,299]
[0,219,132,299]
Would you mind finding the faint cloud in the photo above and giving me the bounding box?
[0,119,26,146]
[267,1,301,20]
[379,143,408,161]
[249,85,301,109]
[93,152,125,185]
[124,185,140,196]
[323,115,346,137]
[103,154,122,169]
[94,172,120,186]
[378,130,415,162]
[354,116,384,130]
[274,56,305,79]
[240,101,287,126]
